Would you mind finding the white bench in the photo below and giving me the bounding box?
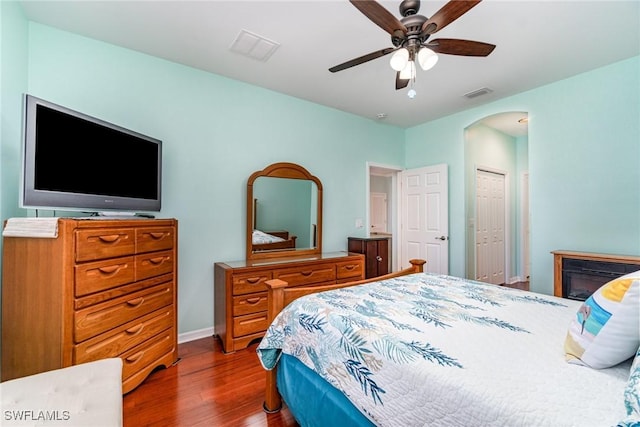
[1,358,123,426]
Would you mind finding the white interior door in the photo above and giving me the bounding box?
[370,192,388,233]
[475,169,506,285]
[400,164,448,274]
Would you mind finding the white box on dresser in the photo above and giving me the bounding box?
[1,218,178,394]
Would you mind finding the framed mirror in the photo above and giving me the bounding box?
[246,162,323,260]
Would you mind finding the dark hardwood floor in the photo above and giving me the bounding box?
[124,280,528,426]
[123,337,297,427]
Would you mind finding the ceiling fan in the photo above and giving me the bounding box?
[329,0,496,92]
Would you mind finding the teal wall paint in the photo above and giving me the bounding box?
[0,0,28,376]
[406,56,640,295]
[1,1,28,231]
[22,23,405,334]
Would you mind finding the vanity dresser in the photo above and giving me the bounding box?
[1,217,178,393]
[215,252,364,352]
[214,163,365,353]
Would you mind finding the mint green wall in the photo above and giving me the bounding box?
[0,0,28,376]
[406,56,640,295]
[1,1,28,237]
[22,23,405,335]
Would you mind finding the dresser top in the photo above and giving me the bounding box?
[218,251,362,269]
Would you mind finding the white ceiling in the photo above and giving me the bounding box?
[18,1,640,135]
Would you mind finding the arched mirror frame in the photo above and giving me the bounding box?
[246,162,323,260]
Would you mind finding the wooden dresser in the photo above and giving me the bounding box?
[1,218,178,393]
[214,252,364,353]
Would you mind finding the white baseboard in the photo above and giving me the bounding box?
[178,327,215,344]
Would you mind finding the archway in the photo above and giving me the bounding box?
[464,111,529,285]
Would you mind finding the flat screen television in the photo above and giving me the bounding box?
[21,94,162,213]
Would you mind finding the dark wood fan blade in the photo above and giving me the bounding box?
[329,47,397,73]
[350,0,407,36]
[421,0,482,35]
[395,72,409,90]
[426,38,495,56]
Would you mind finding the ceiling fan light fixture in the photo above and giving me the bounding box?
[390,48,409,71]
[417,47,438,70]
[399,60,416,80]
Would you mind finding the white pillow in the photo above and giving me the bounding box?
[564,270,640,369]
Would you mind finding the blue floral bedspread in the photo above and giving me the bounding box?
[257,273,630,426]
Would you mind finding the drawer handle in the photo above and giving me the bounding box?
[148,257,166,265]
[126,297,145,307]
[344,265,356,271]
[240,316,267,325]
[125,351,144,363]
[148,232,168,240]
[97,234,122,243]
[125,325,144,335]
[97,265,123,275]
[245,297,261,305]
[301,271,313,276]
[246,277,261,284]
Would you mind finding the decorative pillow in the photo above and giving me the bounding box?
[624,346,640,417]
[564,270,640,369]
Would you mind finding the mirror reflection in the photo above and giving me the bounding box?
[252,177,318,251]
[246,162,323,260]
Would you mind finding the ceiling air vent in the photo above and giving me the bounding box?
[229,29,280,62]
[464,87,493,99]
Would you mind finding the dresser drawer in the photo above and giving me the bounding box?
[233,311,269,337]
[75,256,135,297]
[232,271,273,296]
[75,228,135,262]
[75,283,173,342]
[121,329,174,381]
[273,264,336,286]
[74,307,173,364]
[136,227,175,254]
[233,292,268,316]
[136,250,174,281]
[337,259,364,280]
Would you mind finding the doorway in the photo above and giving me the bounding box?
[368,163,401,271]
[464,111,529,285]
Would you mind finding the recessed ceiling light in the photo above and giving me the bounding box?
[376,113,387,120]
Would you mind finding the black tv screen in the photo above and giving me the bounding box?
[22,95,162,212]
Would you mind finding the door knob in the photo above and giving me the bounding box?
[435,236,448,241]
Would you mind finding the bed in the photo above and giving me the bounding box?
[252,229,297,252]
[257,260,640,427]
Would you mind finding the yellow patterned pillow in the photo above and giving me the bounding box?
[564,270,640,369]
